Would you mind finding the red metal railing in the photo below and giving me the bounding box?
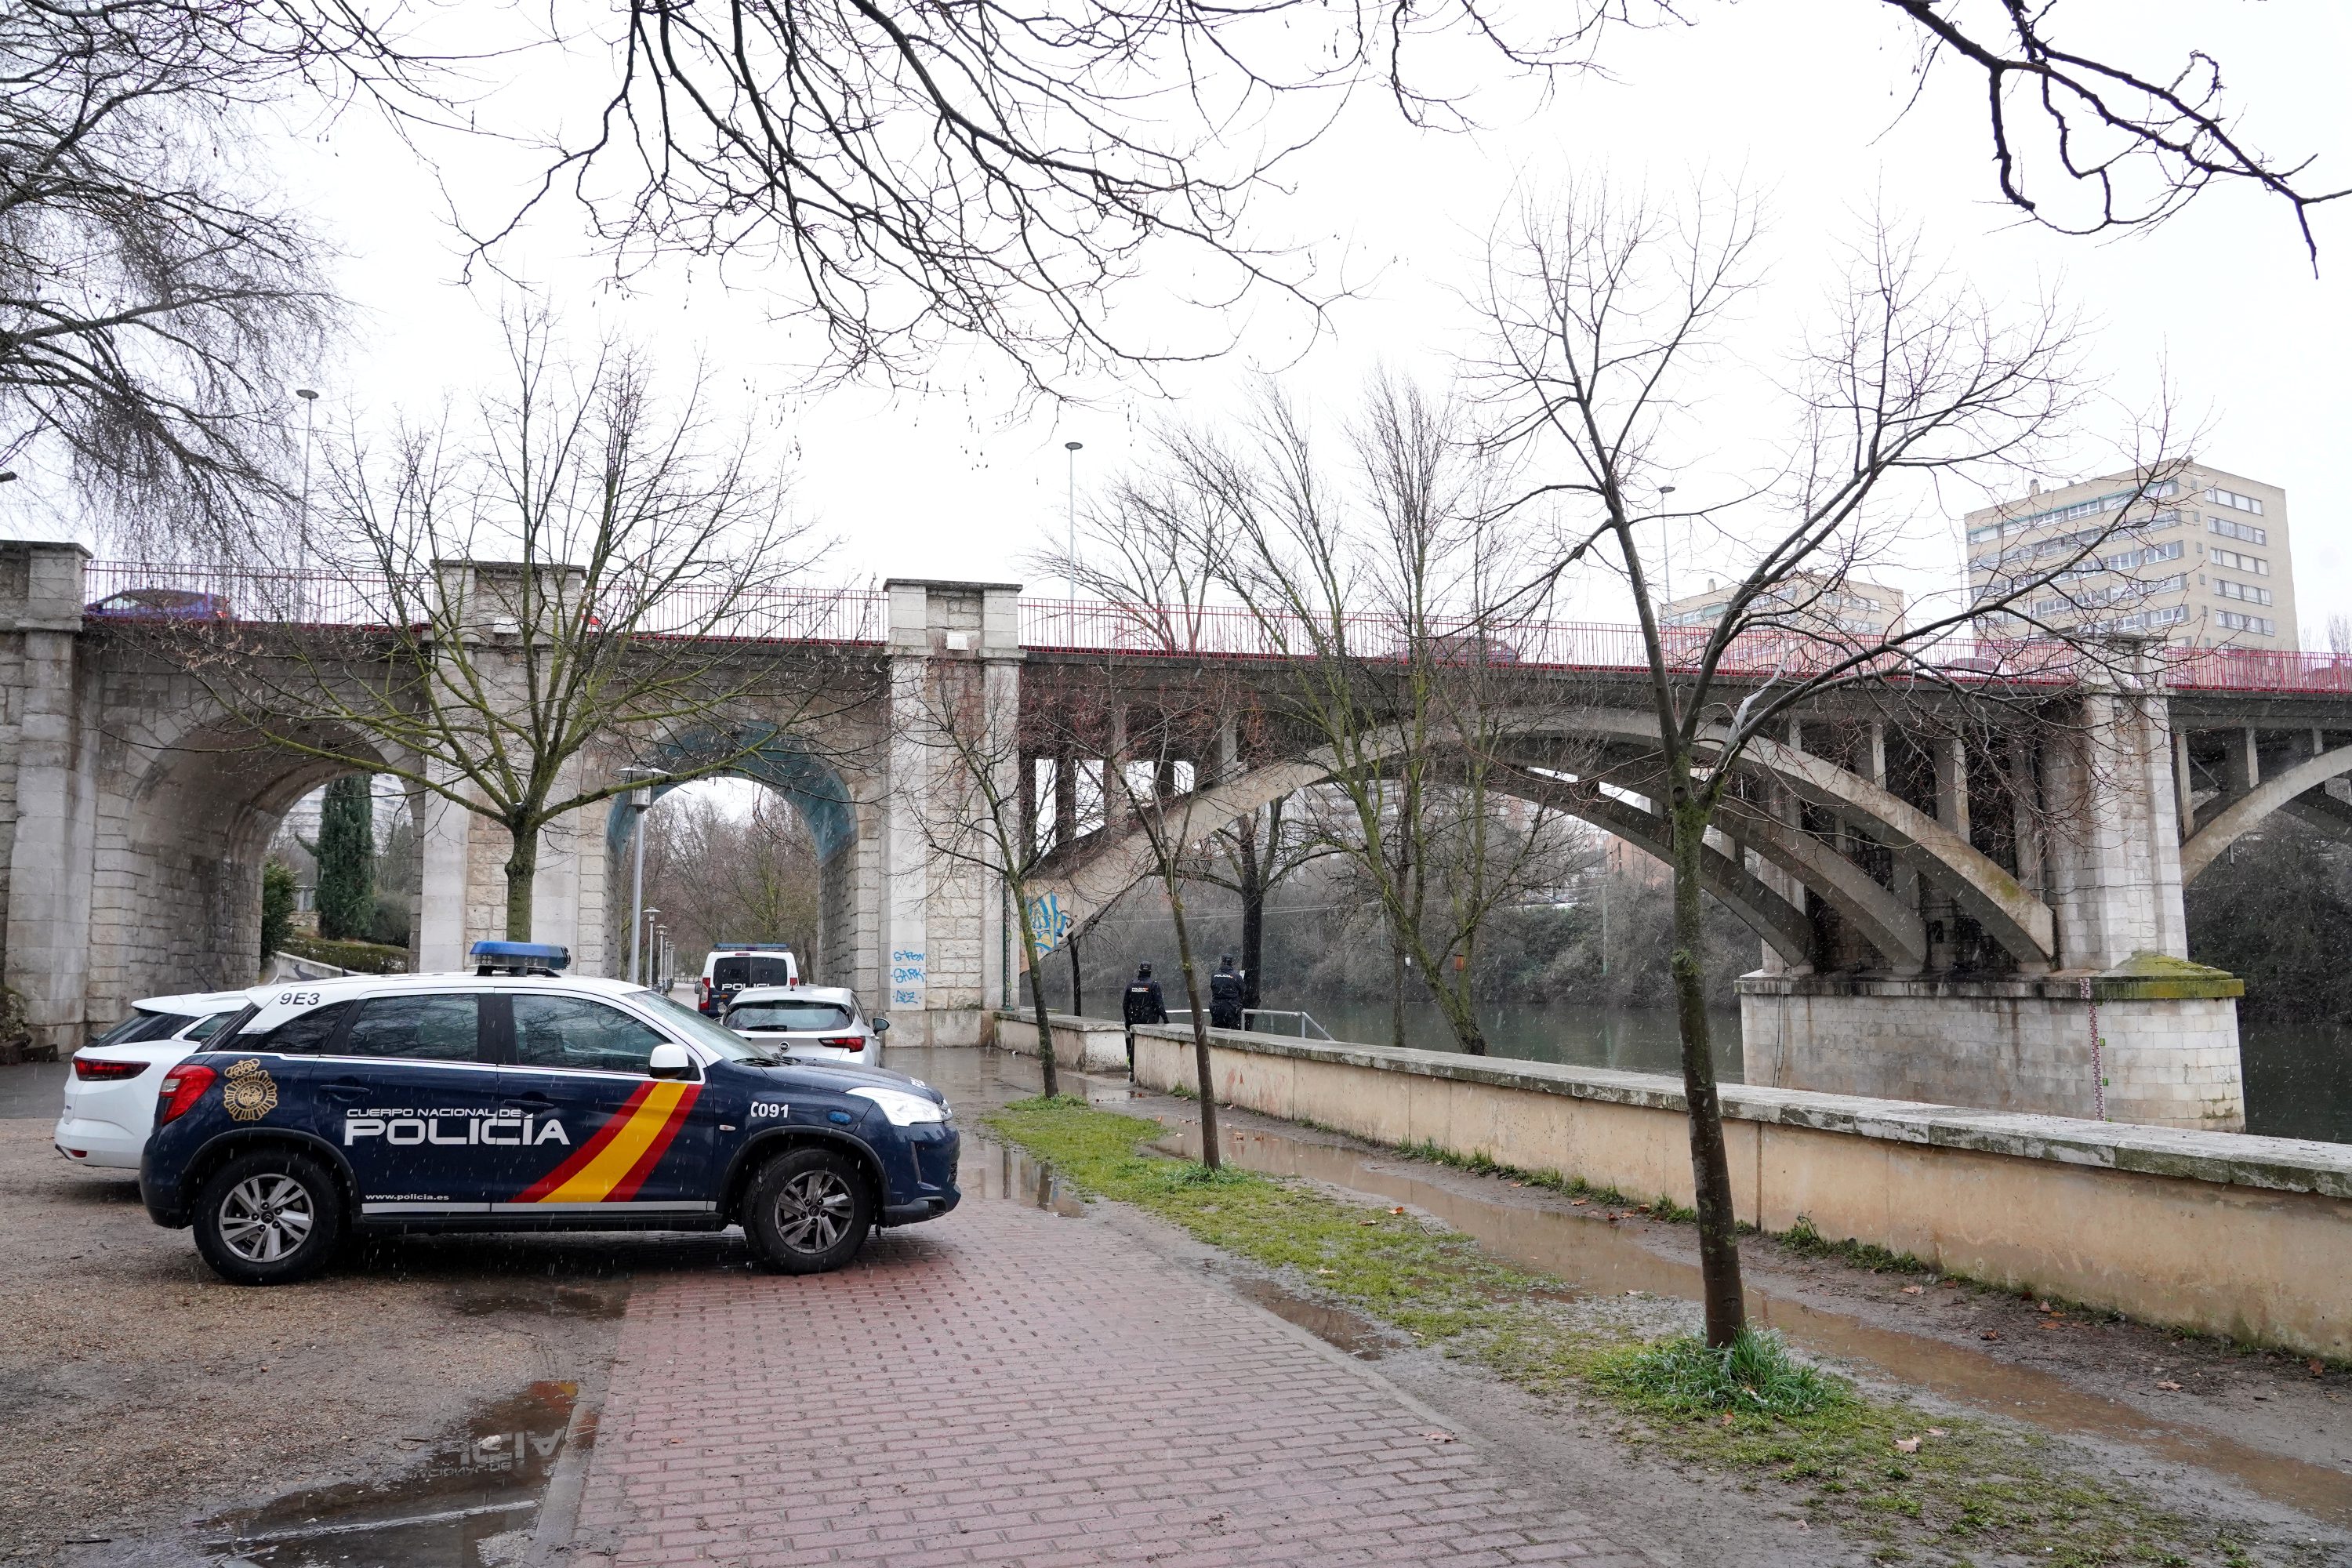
[78,564,2350,695]
[82,562,887,644]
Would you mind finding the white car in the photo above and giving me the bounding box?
[55,990,254,1169]
[722,985,888,1067]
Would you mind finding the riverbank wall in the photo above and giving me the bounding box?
[1109,1022,2352,1358]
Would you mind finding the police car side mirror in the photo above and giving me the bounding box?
[871,1018,890,1035]
[648,1042,693,1080]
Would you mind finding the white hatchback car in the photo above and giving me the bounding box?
[55,990,255,1168]
[722,985,887,1067]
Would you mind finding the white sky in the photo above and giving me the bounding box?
[249,2,2352,642]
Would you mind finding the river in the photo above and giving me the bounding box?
[1258,996,2350,1145]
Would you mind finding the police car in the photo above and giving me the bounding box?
[139,943,960,1286]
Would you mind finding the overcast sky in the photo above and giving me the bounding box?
[256,2,2350,640]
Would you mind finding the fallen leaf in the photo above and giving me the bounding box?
[1421,1431,1457,1443]
[1358,1218,1378,1226]
[1926,1428,1947,1438]
[1980,1330,2002,1341]
[1900,1285,1924,1295]
[1570,1198,1588,1207]
[1719,1413,1736,1426]
[1508,1181,1523,1188]
[2037,1301,2055,1312]
[1893,1438,1920,1454]
[2039,1321,2061,1330]
[2156,1380,2183,1391]
[1390,1206,1405,1215]
[2310,1360,2327,1379]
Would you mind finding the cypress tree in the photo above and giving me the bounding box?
[315,775,376,941]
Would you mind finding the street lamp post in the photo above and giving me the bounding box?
[621,766,661,984]
[1063,440,1083,596]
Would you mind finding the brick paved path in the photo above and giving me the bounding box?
[571,1192,1652,1567]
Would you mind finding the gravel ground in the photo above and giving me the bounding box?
[0,1112,661,1560]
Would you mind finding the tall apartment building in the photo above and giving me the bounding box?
[1964,463,2297,648]
[1659,572,1906,640]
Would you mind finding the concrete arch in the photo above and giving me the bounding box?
[1036,710,2012,972]
[1545,710,2053,968]
[1483,768,1813,966]
[91,716,406,1018]
[2180,743,2352,884]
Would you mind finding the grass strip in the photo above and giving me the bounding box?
[984,1095,2266,1568]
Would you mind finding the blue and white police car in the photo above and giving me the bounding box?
[140,943,960,1285]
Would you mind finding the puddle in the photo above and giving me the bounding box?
[200,1380,579,1566]
[967,1135,1090,1217]
[1154,1116,2352,1528]
[1231,1276,1396,1359]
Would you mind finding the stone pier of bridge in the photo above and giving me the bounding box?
[6,539,2347,1131]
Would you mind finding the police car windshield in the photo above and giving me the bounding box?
[635,989,777,1062]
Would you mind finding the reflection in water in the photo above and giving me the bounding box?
[1154,1116,2352,1528]
[2240,1018,2352,1144]
[201,1381,579,1567]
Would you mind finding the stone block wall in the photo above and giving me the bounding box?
[1738,967,2245,1129]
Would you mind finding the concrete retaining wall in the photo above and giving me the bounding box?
[996,1011,1131,1073]
[1738,966,2245,1132]
[1127,1024,2352,1358]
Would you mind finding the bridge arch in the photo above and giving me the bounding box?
[2180,743,2352,884]
[91,711,409,1019]
[1033,702,2061,975]
[601,728,867,985]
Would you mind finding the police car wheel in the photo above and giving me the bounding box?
[192,1149,344,1286]
[745,1148,872,1275]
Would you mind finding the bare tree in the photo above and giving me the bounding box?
[1471,180,2179,1346]
[159,312,853,939]
[0,0,349,552]
[1104,675,1240,1165]
[334,0,2342,400]
[1120,377,1585,1056]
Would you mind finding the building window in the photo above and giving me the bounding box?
[2206,486,2265,516]
[2209,546,2267,575]
[2208,516,2269,546]
[2216,611,2275,636]
[2215,579,2274,606]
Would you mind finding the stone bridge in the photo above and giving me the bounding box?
[8,542,2352,1130]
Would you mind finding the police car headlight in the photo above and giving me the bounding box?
[850,1087,949,1126]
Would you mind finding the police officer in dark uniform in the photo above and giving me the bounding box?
[1208,955,1245,1031]
[1120,964,1167,1081]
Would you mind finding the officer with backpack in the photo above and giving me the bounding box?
[1120,963,1167,1081]
[1209,955,1246,1031]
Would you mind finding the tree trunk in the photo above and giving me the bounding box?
[1240,865,1266,1014]
[1067,933,1083,1017]
[1389,929,1407,1050]
[1165,877,1220,1170]
[1012,884,1061,1098]
[503,822,539,942]
[1669,795,1746,1347]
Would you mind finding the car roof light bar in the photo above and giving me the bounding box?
[717,942,795,953]
[470,940,572,976]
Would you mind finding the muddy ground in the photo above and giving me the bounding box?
[0,1111,659,1560]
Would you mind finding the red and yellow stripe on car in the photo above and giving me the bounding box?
[515,1081,699,1203]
